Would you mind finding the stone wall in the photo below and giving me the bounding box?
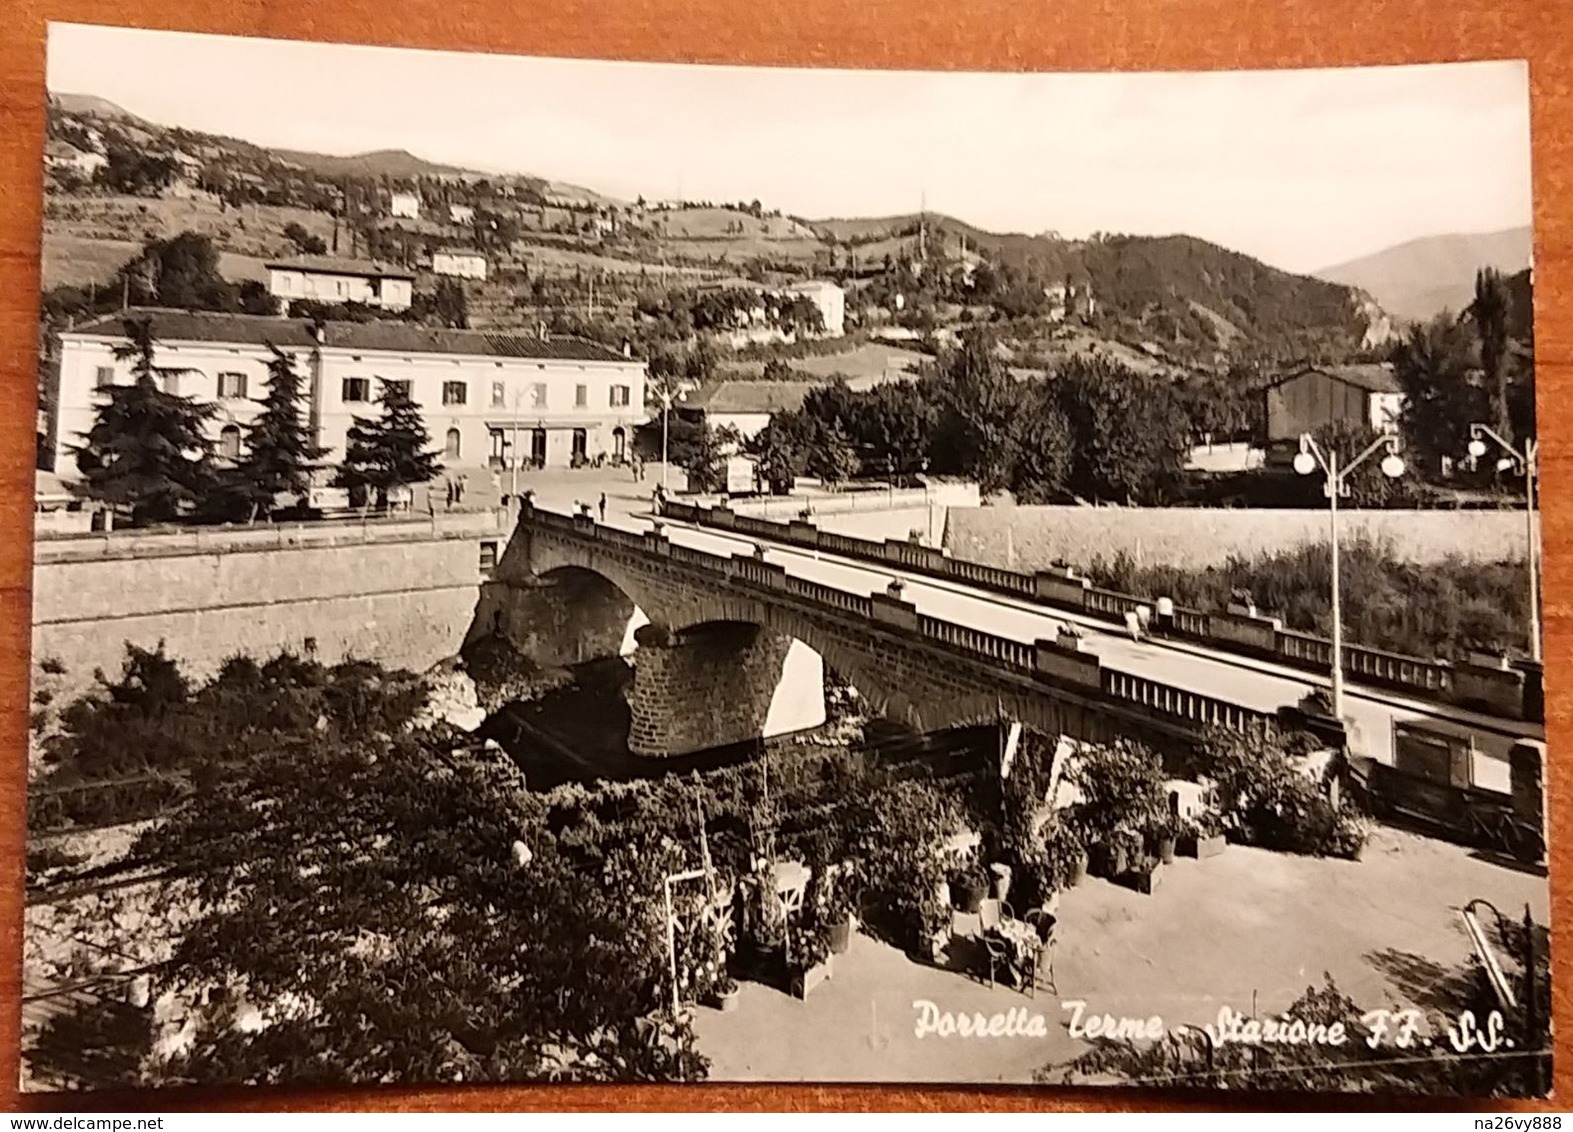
[32,519,502,696]
[944,505,1531,572]
[628,622,798,757]
[470,566,639,668]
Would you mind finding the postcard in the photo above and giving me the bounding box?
[24,24,1548,1098]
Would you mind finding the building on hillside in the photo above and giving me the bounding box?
[44,141,106,179]
[449,203,476,225]
[783,279,846,338]
[431,248,488,281]
[682,380,818,441]
[51,311,649,479]
[266,256,416,312]
[390,191,422,219]
[1261,362,1405,467]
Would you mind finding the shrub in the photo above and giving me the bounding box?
[1196,728,1367,859]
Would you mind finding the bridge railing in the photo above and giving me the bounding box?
[524,502,1292,739]
[1102,669,1276,736]
[654,499,1532,722]
[917,615,1036,672]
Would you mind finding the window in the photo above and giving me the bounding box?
[610,385,631,407]
[491,381,506,408]
[218,372,247,399]
[530,382,548,409]
[161,372,182,396]
[342,377,371,402]
[94,366,114,389]
[219,424,242,460]
[479,541,499,572]
[445,427,462,459]
[575,384,588,408]
[384,379,412,399]
[443,380,468,406]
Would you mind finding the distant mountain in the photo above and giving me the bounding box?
[271,147,473,180]
[48,92,147,124]
[1314,226,1532,324]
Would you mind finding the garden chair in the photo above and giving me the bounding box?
[1022,909,1058,998]
[976,900,1019,989]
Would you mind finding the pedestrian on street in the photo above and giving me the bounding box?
[1124,609,1142,642]
[457,474,468,503]
[445,479,455,509]
[598,493,607,522]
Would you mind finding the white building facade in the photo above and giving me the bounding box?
[52,312,650,480]
[431,250,488,280]
[267,258,416,312]
[783,279,846,338]
[390,192,422,219]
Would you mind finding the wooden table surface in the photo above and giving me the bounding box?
[1,0,1569,1112]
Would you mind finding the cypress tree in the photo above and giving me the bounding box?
[73,316,215,525]
[230,344,330,521]
[334,378,442,510]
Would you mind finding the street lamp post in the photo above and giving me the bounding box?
[1469,424,1540,663]
[1294,431,1406,719]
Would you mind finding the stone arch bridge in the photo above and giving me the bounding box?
[467,504,1280,758]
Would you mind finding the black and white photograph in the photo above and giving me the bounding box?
[23,25,1550,1098]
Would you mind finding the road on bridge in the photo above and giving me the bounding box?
[583,507,1540,782]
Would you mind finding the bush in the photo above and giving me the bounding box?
[1084,535,1530,661]
[1196,728,1367,859]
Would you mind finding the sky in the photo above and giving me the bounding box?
[45,23,1534,274]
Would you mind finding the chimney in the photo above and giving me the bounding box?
[622,338,632,358]
[537,320,548,342]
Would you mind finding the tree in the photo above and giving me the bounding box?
[333,380,442,510]
[1009,380,1074,504]
[55,652,708,1086]
[225,345,330,522]
[744,422,797,494]
[1391,314,1480,482]
[118,232,254,313]
[97,144,178,196]
[927,331,1024,494]
[846,381,936,478]
[1052,357,1189,504]
[1470,268,1513,446]
[431,278,469,329]
[281,222,327,255]
[71,317,216,525]
[801,419,859,488]
[1303,420,1414,509]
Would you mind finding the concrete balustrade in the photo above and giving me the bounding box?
[658,499,1532,722]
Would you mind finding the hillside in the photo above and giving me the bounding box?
[1315,226,1532,324]
[39,94,1387,368]
[816,215,1382,366]
[270,147,475,180]
[48,92,146,124]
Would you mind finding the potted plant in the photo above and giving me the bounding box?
[1148,814,1183,865]
[948,860,990,913]
[1180,812,1228,859]
[920,892,952,963]
[787,923,834,1000]
[1041,820,1087,890]
[713,974,741,1013]
[1129,853,1164,896]
[812,870,857,956]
